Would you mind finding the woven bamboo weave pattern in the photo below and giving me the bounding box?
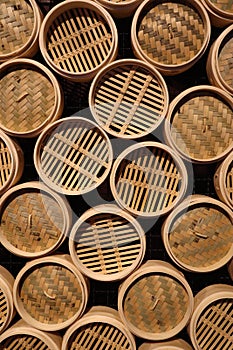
[137,2,205,65]
[208,0,233,12]
[1,335,50,350]
[226,161,233,205]
[0,0,35,55]
[196,299,233,350]
[0,288,7,330]
[20,264,83,324]
[0,138,12,189]
[218,36,233,89]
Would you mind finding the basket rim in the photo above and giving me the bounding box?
[214,151,233,210]
[204,0,233,18]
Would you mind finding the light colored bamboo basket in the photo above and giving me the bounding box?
[131,0,211,76]
[164,85,233,163]
[118,260,194,341]
[94,0,143,18]
[0,58,64,138]
[188,284,233,350]
[34,116,113,195]
[89,58,169,139]
[0,130,24,196]
[162,195,233,273]
[39,0,118,82]
[139,339,193,350]
[200,0,233,27]
[69,204,146,282]
[0,181,72,259]
[62,306,136,350]
[228,258,233,281]
[13,254,89,332]
[214,151,233,210]
[0,0,43,62]
[110,141,188,218]
[0,266,15,335]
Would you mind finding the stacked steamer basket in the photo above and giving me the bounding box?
[0,266,15,335]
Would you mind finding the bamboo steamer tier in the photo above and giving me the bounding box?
[0,266,15,335]
[110,141,188,218]
[69,204,146,282]
[0,181,72,258]
[0,0,43,62]
[89,59,169,139]
[13,255,89,332]
[34,116,113,195]
[188,284,233,350]
[139,339,193,350]
[200,0,233,27]
[214,151,233,210]
[39,0,118,82]
[131,0,211,76]
[164,85,233,163]
[118,260,194,340]
[0,58,64,138]
[94,0,143,18]
[62,306,136,350]
[162,195,233,273]
[228,258,233,281]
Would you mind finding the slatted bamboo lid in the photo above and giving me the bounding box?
[0,266,15,335]
[39,0,118,82]
[164,85,233,163]
[139,339,193,350]
[89,59,169,139]
[69,204,146,281]
[214,152,233,210]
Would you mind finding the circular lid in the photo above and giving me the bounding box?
[0,131,14,195]
[0,334,52,350]
[90,59,169,138]
[217,27,233,93]
[206,0,233,16]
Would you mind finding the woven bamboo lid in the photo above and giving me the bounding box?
[162,195,233,272]
[131,0,211,75]
[164,85,233,163]
[89,59,169,139]
[94,0,143,18]
[214,152,233,210]
[118,260,194,340]
[39,0,118,82]
[13,255,89,332]
[0,266,15,335]
[34,116,113,195]
[205,0,233,19]
[110,141,187,218]
[139,339,193,350]
[69,204,146,281]
[0,181,72,258]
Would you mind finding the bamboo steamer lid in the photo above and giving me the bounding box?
[62,306,136,350]
[118,260,194,341]
[89,59,169,139]
[164,85,233,163]
[94,0,143,18]
[201,0,233,27]
[0,181,72,258]
[69,204,146,281]
[139,339,193,350]
[13,254,89,331]
[214,151,233,210]
[0,266,15,335]
[39,0,118,82]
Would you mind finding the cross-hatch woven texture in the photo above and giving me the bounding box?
[1,335,49,350]
[218,37,233,89]
[0,67,55,133]
[171,95,233,160]
[0,138,12,188]
[0,288,7,331]
[208,0,233,12]
[169,207,233,268]
[20,264,83,324]
[226,161,233,204]
[196,299,233,350]
[123,274,189,333]
[138,2,205,65]
[1,191,64,253]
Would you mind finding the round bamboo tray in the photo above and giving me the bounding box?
[0,266,15,335]
[34,116,113,195]
[214,151,233,210]
[164,85,233,163]
[13,254,89,332]
[39,0,118,82]
[0,0,43,62]
[94,0,143,18]
[188,284,233,350]
[62,306,136,350]
[110,141,188,218]
[89,59,169,139]
[118,260,194,341]
[69,204,146,282]
[131,0,211,76]
[162,195,233,273]
[0,58,64,138]
[228,258,233,281]
[200,0,233,27]
[0,130,24,196]
[0,181,72,259]
[139,339,193,350]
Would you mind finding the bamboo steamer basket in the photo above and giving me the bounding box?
[69,204,146,282]
[0,58,64,138]
[0,319,62,349]
[228,258,233,281]
[34,116,113,196]
[62,306,136,350]
[0,181,72,258]
[94,0,142,18]
[188,284,233,350]
[162,195,233,273]
[13,254,89,332]
[131,0,211,76]
[39,0,118,82]
[110,141,188,218]
[214,151,233,209]
[89,59,169,139]
[0,266,15,335]
[200,0,233,27]
[139,339,193,350]
[0,0,43,62]
[0,130,24,196]
[164,85,233,163]
[118,260,194,341]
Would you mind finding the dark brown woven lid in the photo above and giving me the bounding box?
[0,335,50,350]
[218,31,233,91]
